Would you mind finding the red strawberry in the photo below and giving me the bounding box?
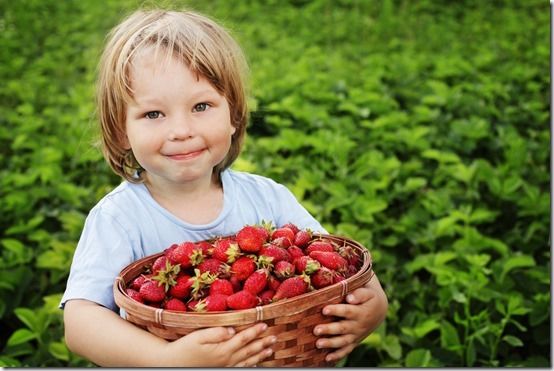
[198,258,230,278]
[167,241,204,268]
[152,255,170,273]
[268,274,281,291]
[274,260,295,280]
[139,280,166,302]
[196,241,213,256]
[231,256,256,281]
[259,245,291,265]
[293,230,312,248]
[212,239,241,263]
[169,274,193,299]
[243,269,268,295]
[151,259,180,291]
[189,269,218,300]
[259,289,275,305]
[271,227,295,247]
[164,298,187,312]
[337,244,360,267]
[273,276,310,301]
[230,275,243,292]
[163,243,178,255]
[126,288,143,303]
[311,267,336,289]
[287,245,305,261]
[130,274,148,291]
[309,251,348,272]
[205,294,229,311]
[187,300,200,311]
[209,278,234,296]
[282,223,300,235]
[293,256,321,275]
[236,225,267,253]
[227,290,258,310]
[306,240,335,254]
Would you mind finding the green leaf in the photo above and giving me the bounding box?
[440,320,462,354]
[382,335,402,360]
[502,335,523,347]
[405,349,432,367]
[49,341,70,361]
[6,329,37,346]
[499,254,536,283]
[466,339,476,366]
[14,308,38,332]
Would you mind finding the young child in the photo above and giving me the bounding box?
[61,8,388,367]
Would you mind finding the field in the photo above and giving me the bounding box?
[0,0,550,366]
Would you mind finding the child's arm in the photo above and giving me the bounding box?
[64,299,275,367]
[312,273,388,363]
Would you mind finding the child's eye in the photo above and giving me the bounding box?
[193,103,209,112]
[145,111,161,119]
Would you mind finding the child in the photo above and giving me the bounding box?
[61,8,388,367]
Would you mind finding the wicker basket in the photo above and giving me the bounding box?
[114,234,373,367]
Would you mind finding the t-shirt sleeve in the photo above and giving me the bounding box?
[60,206,138,312]
[271,182,328,234]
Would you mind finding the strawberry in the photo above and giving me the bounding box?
[151,259,180,291]
[139,280,166,302]
[205,294,229,311]
[212,239,241,263]
[168,274,193,299]
[243,269,268,295]
[236,225,267,253]
[152,255,170,273]
[198,258,230,278]
[230,256,256,281]
[337,244,360,267]
[167,241,204,268]
[287,245,305,261]
[227,290,258,310]
[309,251,348,272]
[164,298,187,312]
[293,230,312,248]
[259,245,291,265]
[209,278,235,296]
[259,289,275,305]
[274,260,295,280]
[293,256,321,275]
[187,300,201,311]
[126,288,143,303]
[305,240,335,254]
[311,267,336,289]
[268,274,281,291]
[196,240,214,256]
[282,223,300,235]
[271,227,295,247]
[163,243,178,255]
[130,274,148,291]
[190,269,218,300]
[273,275,310,301]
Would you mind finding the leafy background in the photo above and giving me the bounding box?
[0,0,550,367]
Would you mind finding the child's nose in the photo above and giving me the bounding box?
[168,115,193,140]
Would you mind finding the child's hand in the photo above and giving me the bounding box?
[313,274,388,363]
[163,322,276,367]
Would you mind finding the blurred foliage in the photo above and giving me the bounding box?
[0,0,549,367]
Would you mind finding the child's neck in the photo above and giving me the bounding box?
[144,174,224,225]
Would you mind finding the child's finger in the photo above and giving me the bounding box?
[321,303,358,320]
[188,326,235,344]
[314,319,356,337]
[344,286,373,305]
[324,343,357,363]
[224,322,269,349]
[232,337,275,366]
[316,333,356,350]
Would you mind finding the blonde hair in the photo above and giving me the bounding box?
[97,9,249,183]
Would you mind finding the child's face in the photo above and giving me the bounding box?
[124,50,236,187]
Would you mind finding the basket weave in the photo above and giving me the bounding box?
[114,234,373,367]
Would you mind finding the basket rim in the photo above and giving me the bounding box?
[114,234,373,326]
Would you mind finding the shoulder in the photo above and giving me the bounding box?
[226,169,288,194]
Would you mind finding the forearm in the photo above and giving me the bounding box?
[63,299,170,366]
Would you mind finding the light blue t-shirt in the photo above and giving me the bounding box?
[60,169,325,312]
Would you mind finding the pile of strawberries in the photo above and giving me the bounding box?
[125,222,362,312]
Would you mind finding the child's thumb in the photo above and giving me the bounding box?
[193,326,235,344]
